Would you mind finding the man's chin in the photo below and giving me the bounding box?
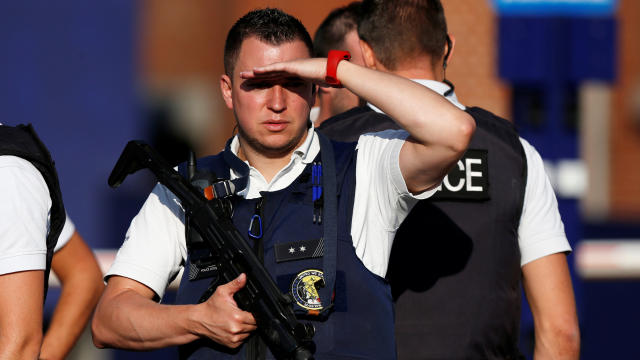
[238,127,308,158]
[259,142,299,158]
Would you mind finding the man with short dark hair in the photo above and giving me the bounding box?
[317,0,580,359]
[312,1,366,125]
[92,7,474,359]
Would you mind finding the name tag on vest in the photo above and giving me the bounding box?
[432,149,489,201]
[188,262,218,281]
[275,238,324,263]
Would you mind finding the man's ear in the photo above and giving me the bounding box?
[220,74,233,110]
[317,86,335,96]
[359,39,378,70]
[443,34,456,69]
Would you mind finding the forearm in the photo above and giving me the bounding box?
[337,60,474,152]
[92,287,200,350]
[533,324,580,360]
[40,276,104,359]
[0,271,45,360]
[245,57,474,191]
[0,333,42,360]
[523,254,580,360]
[337,60,474,192]
[40,230,104,358]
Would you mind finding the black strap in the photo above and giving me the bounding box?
[316,132,338,311]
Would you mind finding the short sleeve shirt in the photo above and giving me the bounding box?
[107,127,434,298]
[0,156,51,275]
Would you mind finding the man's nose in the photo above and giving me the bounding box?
[267,85,286,112]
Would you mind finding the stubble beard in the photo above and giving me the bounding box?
[236,122,307,159]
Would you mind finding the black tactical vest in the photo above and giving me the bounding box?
[316,106,400,142]
[387,107,527,359]
[0,124,65,299]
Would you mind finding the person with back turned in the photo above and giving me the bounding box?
[312,1,368,127]
[316,1,580,359]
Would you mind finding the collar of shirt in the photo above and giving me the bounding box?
[228,126,320,199]
[367,79,466,113]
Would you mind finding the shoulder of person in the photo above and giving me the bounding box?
[0,155,48,188]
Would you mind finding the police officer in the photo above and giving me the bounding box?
[317,1,580,359]
[312,1,367,126]
[0,123,65,358]
[91,7,474,359]
[0,123,104,359]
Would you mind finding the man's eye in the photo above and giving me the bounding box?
[251,82,271,89]
[286,81,305,88]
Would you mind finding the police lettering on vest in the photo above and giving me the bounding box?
[432,149,489,201]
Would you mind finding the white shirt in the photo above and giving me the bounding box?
[56,216,75,252]
[370,79,571,266]
[107,127,434,298]
[0,155,75,275]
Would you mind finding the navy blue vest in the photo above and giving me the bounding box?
[175,138,396,360]
[316,106,400,142]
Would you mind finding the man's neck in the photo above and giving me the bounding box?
[391,68,438,82]
[236,137,304,184]
[386,57,441,82]
[315,106,332,128]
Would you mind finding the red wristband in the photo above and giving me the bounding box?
[325,50,351,88]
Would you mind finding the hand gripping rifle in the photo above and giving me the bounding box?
[108,141,316,360]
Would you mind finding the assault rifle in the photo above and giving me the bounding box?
[108,140,316,360]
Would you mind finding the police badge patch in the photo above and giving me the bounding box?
[291,269,324,310]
